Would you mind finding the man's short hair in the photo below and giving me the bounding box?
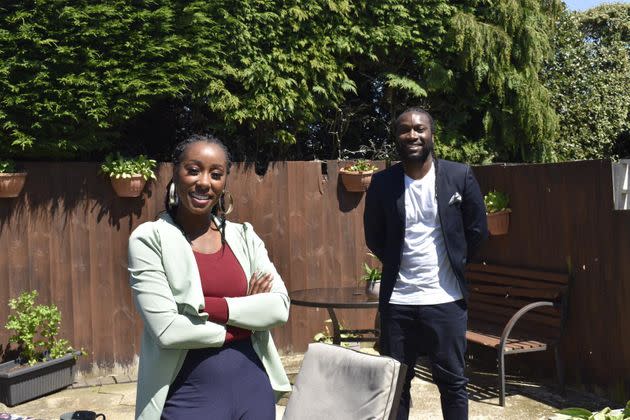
[395,107,434,134]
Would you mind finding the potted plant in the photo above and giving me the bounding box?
[100,153,157,197]
[0,160,27,198]
[339,159,378,192]
[361,253,382,302]
[0,290,85,406]
[484,190,511,236]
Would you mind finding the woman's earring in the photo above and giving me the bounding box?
[168,182,179,208]
[220,190,234,215]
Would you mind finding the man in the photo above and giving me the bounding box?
[364,108,488,420]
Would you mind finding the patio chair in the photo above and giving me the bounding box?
[280,342,407,420]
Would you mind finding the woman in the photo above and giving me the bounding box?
[128,134,291,420]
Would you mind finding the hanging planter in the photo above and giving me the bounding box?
[110,175,148,197]
[0,160,27,198]
[339,160,378,192]
[100,153,157,198]
[487,209,511,235]
[484,190,511,236]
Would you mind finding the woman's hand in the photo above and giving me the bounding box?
[248,272,272,295]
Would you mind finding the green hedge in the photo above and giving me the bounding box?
[1,0,563,163]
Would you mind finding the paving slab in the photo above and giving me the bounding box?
[0,353,617,420]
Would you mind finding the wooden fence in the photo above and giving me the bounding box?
[0,159,628,398]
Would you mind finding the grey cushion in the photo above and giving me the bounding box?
[282,343,403,420]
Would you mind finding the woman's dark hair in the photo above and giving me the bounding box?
[164,134,232,243]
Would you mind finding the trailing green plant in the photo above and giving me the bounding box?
[345,160,378,173]
[556,400,630,419]
[100,153,157,181]
[0,160,17,173]
[5,290,84,366]
[484,190,510,213]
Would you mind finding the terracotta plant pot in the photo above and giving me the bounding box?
[339,168,375,192]
[110,175,147,198]
[0,173,27,198]
[487,209,511,235]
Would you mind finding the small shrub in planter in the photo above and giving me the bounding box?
[100,153,157,197]
[0,290,85,406]
[0,159,27,198]
[339,159,378,192]
[484,190,511,235]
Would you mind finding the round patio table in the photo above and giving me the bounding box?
[290,287,379,345]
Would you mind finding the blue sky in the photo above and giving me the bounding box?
[564,0,628,10]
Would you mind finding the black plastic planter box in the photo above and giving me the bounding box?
[0,353,77,406]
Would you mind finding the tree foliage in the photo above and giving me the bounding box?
[542,3,630,161]
[0,1,197,157]
[0,0,563,163]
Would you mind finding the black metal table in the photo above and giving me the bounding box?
[290,287,380,345]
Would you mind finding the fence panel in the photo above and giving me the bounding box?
[0,159,629,397]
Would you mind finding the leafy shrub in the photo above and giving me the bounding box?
[345,160,378,173]
[0,160,17,173]
[542,4,630,161]
[484,190,510,213]
[0,1,560,163]
[556,400,630,419]
[100,153,157,180]
[5,290,84,366]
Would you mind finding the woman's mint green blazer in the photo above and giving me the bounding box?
[128,213,291,419]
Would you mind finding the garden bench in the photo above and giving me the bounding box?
[465,263,569,406]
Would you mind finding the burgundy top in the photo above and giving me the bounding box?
[194,244,251,343]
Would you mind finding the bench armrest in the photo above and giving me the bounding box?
[499,301,554,349]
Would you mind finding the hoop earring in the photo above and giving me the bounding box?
[168,182,179,208]
[220,190,234,215]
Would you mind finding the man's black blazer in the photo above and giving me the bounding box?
[363,159,488,307]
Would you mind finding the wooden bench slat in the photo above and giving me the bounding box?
[469,294,560,317]
[466,330,500,347]
[466,331,548,351]
[469,284,562,300]
[468,311,561,336]
[466,263,569,284]
[468,296,561,321]
[467,271,567,290]
[468,301,561,329]
[468,293,561,319]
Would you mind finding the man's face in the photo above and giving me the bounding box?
[396,111,433,163]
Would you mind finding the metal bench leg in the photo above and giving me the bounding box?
[498,348,506,406]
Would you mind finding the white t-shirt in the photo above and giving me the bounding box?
[389,162,463,305]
